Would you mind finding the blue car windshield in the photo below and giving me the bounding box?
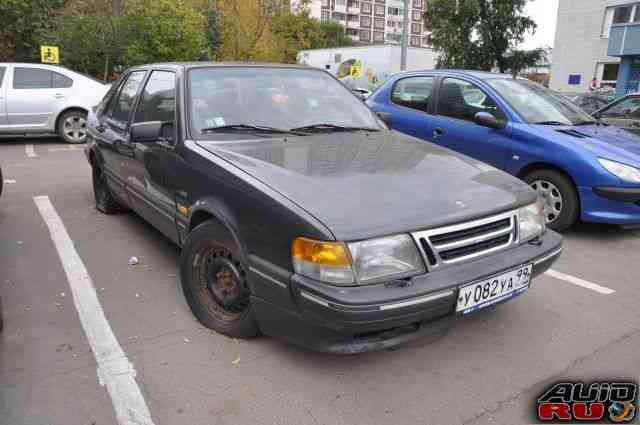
[487,78,595,125]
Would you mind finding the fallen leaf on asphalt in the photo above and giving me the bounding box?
[128,256,140,266]
[184,337,190,343]
[232,357,241,365]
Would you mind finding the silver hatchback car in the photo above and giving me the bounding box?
[0,63,109,143]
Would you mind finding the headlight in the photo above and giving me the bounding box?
[599,158,640,183]
[348,235,425,283]
[518,200,545,242]
[292,235,425,286]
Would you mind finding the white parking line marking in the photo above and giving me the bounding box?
[48,146,84,152]
[34,196,156,425]
[25,144,36,158]
[545,269,616,295]
[3,179,16,184]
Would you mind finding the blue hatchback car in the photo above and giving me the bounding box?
[368,70,640,231]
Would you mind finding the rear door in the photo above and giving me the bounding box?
[6,67,74,131]
[429,77,512,170]
[0,66,7,128]
[125,69,179,242]
[597,95,640,135]
[94,70,147,203]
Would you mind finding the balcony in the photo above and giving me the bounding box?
[608,23,640,56]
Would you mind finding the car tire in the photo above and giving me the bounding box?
[58,110,88,144]
[180,221,260,339]
[92,165,125,214]
[524,169,579,232]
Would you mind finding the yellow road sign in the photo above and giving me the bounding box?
[350,64,361,79]
[40,46,59,64]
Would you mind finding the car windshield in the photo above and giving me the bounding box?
[487,78,595,125]
[188,67,381,139]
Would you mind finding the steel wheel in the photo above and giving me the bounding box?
[193,247,250,323]
[530,179,563,224]
[63,115,87,143]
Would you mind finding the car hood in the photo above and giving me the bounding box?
[197,132,536,241]
[533,124,640,167]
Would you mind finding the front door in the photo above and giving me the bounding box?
[429,77,512,170]
[6,67,74,131]
[126,70,178,243]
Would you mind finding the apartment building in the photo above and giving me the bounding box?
[550,0,625,92]
[291,0,432,47]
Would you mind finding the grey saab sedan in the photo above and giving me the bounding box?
[85,63,562,353]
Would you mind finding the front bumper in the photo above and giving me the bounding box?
[580,186,640,225]
[250,231,563,354]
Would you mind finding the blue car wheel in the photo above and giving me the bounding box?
[524,169,580,231]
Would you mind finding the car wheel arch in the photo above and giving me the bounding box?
[55,107,88,132]
[517,162,582,208]
[186,202,249,264]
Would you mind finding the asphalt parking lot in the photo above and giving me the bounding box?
[0,139,639,425]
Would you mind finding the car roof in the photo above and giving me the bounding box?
[126,62,314,72]
[392,69,514,80]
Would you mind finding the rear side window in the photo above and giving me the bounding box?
[599,97,640,118]
[391,76,434,112]
[107,71,146,125]
[134,71,176,124]
[12,68,74,89]
[13,68,52,89]
[0,67,5,87]
[52,72,73,88]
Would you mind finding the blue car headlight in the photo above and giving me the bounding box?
[599,158,640,183]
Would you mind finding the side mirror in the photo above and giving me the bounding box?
[376,112,393,128]
[474,112,502,130]
[130,121,173,143]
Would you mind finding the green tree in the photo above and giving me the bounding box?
[122,0,207,65]
[53,0,126,80]
[0,0,66,62]
[503,48,545,78]
[424,0,537,72]
[271,5,352,63]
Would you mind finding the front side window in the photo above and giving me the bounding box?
[13,68,52,89]
[134,71,176,124]
[437,78,506,123]
[487,78,594,125]
[108,71,146,125]
[391,76,434,113]
[0,67,5,88]
[188,67,381,139]
[599,97,640,118]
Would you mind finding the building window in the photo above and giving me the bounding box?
[388,6,402,16]
[374,4,385,16]
[359,29,371,41]
[348,14,359,23]
[373,31,385,42]
[413,0,423,9]
[332,12,346,20]
[321,10,330,22]
[346,28,358,36]
[598,62,620,88]
[374,17,385,29]
[410,35,421,47]
[360,2,372,14]
[387,33,402,42]
[321,0,329,7]
[613,5,633,24]
[347,0,359,7]
[412,10,422,21]
[335,0,346,6]
[411,22,421,34]
[360,15,371,27]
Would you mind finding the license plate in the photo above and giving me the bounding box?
[456,264,533,314]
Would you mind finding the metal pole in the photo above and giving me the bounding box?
[401,0,410,71]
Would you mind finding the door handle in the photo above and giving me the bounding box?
[54,93,65,99]
[433,127,444,139]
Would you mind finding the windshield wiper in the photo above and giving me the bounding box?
[573,120,598,126]
[533,121,570,126]
[201,124,304,136]
[290,123,381,133]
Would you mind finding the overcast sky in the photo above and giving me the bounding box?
[519,0,560,50]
